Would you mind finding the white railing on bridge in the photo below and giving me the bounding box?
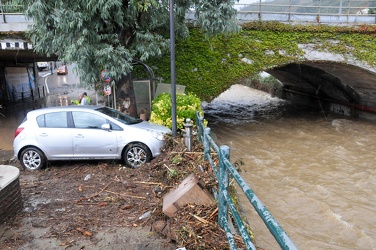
[2,1,376,30]
[189,0,376,25]
[236,0,376,24]
[0,2,31,32]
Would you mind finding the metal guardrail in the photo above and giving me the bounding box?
[2,1,376,27]
[196,112,298,250]
[185,0,376,24]
[0,1,22,14]
[0,2,28,24]
[236,0,376,14]
[6,85,46,103]
[234,0,376,24]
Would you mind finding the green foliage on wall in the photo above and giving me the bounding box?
[147,21,376,101]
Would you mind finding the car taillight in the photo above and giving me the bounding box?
[14,128,24,138]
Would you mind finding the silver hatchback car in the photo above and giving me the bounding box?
[13,105,171,170]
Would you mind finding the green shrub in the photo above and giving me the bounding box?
[150,92,202,131]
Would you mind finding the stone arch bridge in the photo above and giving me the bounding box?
[2,37,376,121]
[1,14,376,121]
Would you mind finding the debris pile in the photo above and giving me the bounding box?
[148,134,247,249]
[1,133,250,249]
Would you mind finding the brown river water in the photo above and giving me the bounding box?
[204,85,376,249]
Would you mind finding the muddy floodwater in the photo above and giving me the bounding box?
[205,85,376,250]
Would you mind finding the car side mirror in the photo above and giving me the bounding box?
[101,123,111,131]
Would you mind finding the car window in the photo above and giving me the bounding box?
[72,111,107,129]
[37,112,68,128]
[95,107,142,125]
[108,121,123,131]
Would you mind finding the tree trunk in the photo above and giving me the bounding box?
[116,74,138,118]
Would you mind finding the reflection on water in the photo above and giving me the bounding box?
[0,72,94,153]
[205,85,376,249]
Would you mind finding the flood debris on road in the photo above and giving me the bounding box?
[0,134,249,249]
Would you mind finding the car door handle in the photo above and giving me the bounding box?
[39,133,48,137]
[75,134,84,138]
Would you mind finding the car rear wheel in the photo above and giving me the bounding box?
[123,143,151,168]
[20,147,46,170]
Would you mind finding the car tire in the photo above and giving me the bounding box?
[20,147,47,170]
[123,143,151,168]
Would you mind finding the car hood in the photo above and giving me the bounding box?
[132,121,171,134]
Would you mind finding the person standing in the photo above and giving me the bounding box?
[49,62,53,74]
[81,92,91,105]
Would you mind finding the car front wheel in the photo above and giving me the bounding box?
[20,147,46,170]
[123,143,151,168]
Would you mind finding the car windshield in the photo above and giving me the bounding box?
[95,106,142,125]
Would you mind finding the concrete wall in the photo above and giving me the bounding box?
[0,166,22,224]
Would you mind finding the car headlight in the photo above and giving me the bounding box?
[150,130,165,141]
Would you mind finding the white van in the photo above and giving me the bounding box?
[37,62,49,71]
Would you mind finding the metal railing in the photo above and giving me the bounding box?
[2,0,376,26]
[0,0,22,14]
[234,0,376,24]
[196,112,298,250]
[0,1,28,25]
[6,85,46,103]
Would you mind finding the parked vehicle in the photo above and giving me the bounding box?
[13,106,171,170]
[57,65,68,75]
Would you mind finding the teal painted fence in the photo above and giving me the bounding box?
[196,112,298,250]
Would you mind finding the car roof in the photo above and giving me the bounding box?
[27,105,104,116]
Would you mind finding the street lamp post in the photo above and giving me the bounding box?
[170,0,177,137]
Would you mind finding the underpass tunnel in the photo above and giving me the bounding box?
[265,61,376,120]
[267,62,360,104]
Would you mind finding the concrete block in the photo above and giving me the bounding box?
[162,173,214,217]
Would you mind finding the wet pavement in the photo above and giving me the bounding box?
[0,67,179,250]
[0,65,99,161]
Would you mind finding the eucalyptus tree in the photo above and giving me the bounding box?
[20,0,240,114]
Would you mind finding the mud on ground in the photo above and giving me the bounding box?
[0,136,246,250]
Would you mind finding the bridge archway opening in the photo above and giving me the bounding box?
[262,61,376,121]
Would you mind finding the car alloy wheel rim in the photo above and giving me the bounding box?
[23,150,41,170]
[127,147,147,168]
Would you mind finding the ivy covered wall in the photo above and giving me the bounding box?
[147,22,376,102]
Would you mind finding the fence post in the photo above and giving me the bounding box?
[218,145,230,229]
[184,118,193,151]
[196,112,204,143]
[203,127,210,161]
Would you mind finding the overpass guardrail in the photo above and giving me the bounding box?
[0,2,26,22]
[189,0,376,25]
[0,2,30,31]
[195,112,298,250]
[2,1,376,30]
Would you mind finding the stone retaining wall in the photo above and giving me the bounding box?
[0,165,22,224]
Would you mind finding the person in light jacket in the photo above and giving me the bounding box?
[71,93,90,105]
[80,92,91,105]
